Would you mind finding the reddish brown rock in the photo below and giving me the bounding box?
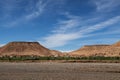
[0,42,61,57]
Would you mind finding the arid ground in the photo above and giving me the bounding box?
[0,62,120,80]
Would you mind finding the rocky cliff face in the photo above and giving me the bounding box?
[70,41,120,57]
[0,42,61,57]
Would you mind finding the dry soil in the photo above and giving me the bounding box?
[0,62,120,80]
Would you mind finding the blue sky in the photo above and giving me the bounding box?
[0,0,120,52]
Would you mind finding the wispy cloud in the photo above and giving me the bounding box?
[52,14,80,33]
[39,14,81,48]
[29,0,66,20]
[25,0,48,20]
[2,0,66,28]
[78,16,120,34]
[3,0,48,27]
[2,0,49,27]
[39,14,120,48]
[93,0,120,12]
[39,33,80,48]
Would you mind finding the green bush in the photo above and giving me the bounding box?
[0,56,120,61]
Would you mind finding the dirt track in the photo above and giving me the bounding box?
[0,62,120,80]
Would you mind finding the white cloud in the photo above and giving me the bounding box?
[39,15,120,48]
[39,14,82,48]
[93,0,120,12]
[0,44,5,47]
[40,33,80,48]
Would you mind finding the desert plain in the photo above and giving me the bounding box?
[0,62,120,80]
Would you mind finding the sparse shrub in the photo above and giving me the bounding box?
[0,56,120,61]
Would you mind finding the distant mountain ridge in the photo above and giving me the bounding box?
[69,41,120,57]
[0,41,120,57]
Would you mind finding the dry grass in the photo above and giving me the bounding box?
[0,62,120,80]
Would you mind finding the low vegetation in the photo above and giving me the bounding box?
[0,56,120,61]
